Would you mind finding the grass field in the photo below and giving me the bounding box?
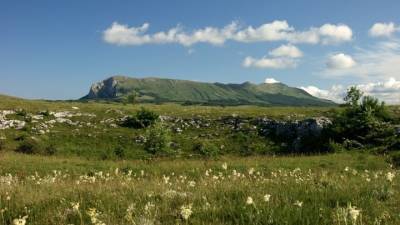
[0,152,398,225]
[0,95,399,224]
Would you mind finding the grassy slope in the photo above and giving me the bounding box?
[0,95,338,159]
[85,76,335,106]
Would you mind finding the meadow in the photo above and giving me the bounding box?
[0,95,399,224]
[0,152,398,225]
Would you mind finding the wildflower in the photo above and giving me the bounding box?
[386,172,395,182]
[347,204,361,223]
[180,204,193,220]
[246,196,254,205]
[248,168,255,176]
[87,208,106,225]
[71,202,80,212]
[263,194,271,202]
[13,216,28,225]
[294,200,303,207]
[188,181,196,187]
[222,162,228,170]
[124,204,135,223]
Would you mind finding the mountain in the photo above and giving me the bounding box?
[81,76,335,106]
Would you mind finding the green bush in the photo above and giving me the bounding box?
[44,144,57,156]
[0,139,5,151]
[144,123,171,155]
[390,151,400,168]
[121,107,159,129]
[192,141,219,158]
[15,139,41,154]
[114,146,126,159]
[327,87,397,151]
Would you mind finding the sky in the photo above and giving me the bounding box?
[1,0,400,103]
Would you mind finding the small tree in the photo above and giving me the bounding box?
[125,91,137,105]
[328,87,396,150]
[343,86,363,107]
[144,123,171,155]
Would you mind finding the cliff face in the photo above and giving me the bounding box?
[81,76,336,106]
[84,77,120,99]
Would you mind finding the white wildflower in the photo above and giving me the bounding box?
[180,204,193,220]
[13,216,28,225]
[263,194,271,202]
[222,162,228,170]
[294,200,303,207]
[386,172,395,182]
[246,196,254,205]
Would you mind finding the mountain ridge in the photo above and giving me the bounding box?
[82,76,335,106]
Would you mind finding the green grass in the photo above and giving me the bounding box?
[0,152,398,225]
[1,95,399,224]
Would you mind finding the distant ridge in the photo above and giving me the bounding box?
[82,76,335,106]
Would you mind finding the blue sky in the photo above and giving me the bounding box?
[1,0,400,103]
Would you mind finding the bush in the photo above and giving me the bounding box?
[390,151,400,168]
[114,146,126,159]
[15,139,40,154]
[16,109,27,117]
[327,87,397,151]
[121,108,159,129]
[44,144,57,156]
[0,139,5,151]
[192,141,219,158]
[144,123,171,155]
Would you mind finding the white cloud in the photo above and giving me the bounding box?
[103,21,353,47]
[269,44,303,58]
[264,78,280,84]
[323,41,400,80]
[301,85,345,102]
[326,53,356,69]
[318,24,353,44]
[369,22,398,37]
[243,56,297,69]
[301,77,400,104]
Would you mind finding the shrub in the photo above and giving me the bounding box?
[114,146,126,159]
[40,110,51,117]
[192,141,219,158]
[0,139,5,151]
[327,87,397,151]
[390,151,400,168]
[16,109,27,117]
[44,144,57,155]
[144,123,171,155]
[121,108,159,129]
[15,139,40,154]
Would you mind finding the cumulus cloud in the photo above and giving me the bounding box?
[242,56,297,69]
[264,78,280,84]
[323,41,400,80]
[301,85,345,102]
[326,53,356,69]
[269,44,303,58]
[301,77,400,104]
[318,24,353,44]
[103,21,353,47]
[369,22,398,37]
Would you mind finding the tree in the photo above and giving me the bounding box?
[343,86,363,107]
[328,87,396,150]
[125,91,137,105]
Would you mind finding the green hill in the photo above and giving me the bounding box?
[81,76,335,106]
